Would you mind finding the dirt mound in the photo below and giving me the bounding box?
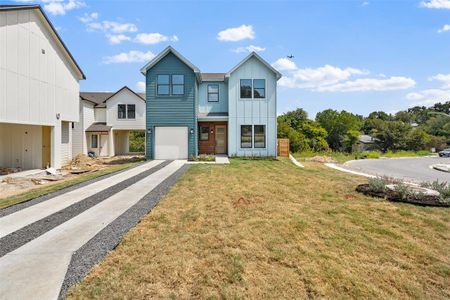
[63,154,101,171]
[306,156,337,163]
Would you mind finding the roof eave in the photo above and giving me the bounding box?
[225,52,282,81]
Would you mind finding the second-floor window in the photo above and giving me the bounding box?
[157,74,184,96]
[240,79,266,99]
[118,104,136,119]
[118,104,126,119]
[207,84,219,102]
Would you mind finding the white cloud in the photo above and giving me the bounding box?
[317,76,416,92]
[107,34,131,45]
[362,1,370,6]
[275,59,415,93]
[438,24,450,32]
[79,12,98,24]
[420,0,450,9]
[279,64,368,89]
[43,0,86,15]
[102,50,156,64]
[430,73,450,88]
[272,58,298,71]
[406,89,450,106]
[134,33,178,44]
[217,24,255,42]
[136,81,146,92]
[232,45,266,53]
[87,21,138,33]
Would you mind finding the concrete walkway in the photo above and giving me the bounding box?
[0,160,186,300]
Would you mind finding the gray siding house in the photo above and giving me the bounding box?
[140,46,281,160]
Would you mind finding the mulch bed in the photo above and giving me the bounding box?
[356,184,450,207]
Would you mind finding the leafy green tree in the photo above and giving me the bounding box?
[278,108,308,131]
[277,120,308,152]
[405,128,430,151]
[315,109,362,151]
[373,121,411,151]
[424,115,450,138]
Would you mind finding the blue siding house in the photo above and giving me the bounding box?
[140,46,281,160]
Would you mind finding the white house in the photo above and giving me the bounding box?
[73,86,146,157]
[0,5,85,170]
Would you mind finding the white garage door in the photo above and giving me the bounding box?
[154,127,188,159]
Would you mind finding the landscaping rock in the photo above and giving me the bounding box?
[356,183,449,207]
[432,164,450,173]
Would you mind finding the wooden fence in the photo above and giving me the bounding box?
[277,139,290,157]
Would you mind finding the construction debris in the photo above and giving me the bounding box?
[306,156,337,163]
[0,167,22,176]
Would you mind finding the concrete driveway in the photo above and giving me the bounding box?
[344,157,450,183]
[0,160,187,300]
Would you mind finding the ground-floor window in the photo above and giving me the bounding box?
[199,126,209,141]
[254,125,266,148]
[241,125,252,148]
[91,134,98,148]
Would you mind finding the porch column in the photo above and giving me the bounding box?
[51,120,62,169]
[109,130,115,157]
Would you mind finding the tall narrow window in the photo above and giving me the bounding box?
[240,79,252,98]
[241,125,252,148]
[118,104,126,119]
[253,79,266,98]
[199,126,209,141]
[157,75,170,95]
[171,74,184,95]
[207,84,219,102]
[127,104,136,119]
[91,134,98,148]
[254,125,266,148]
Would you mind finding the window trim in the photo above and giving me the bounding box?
[240,125,253,149]
[199,125,209,141]
[126,104,136,119]
[91,134,98,149]
[118,104,126,119]
[239,78,267,100]
[253,125,266,148]
[253,79,266,99]
[207,84,219,102]
[157,74,170,96]
[171,74,185,96]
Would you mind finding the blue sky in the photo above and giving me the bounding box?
[8,0,450,117]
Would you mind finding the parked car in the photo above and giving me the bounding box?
[438,149,450,157]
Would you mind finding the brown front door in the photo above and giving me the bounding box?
[215,125,227,154]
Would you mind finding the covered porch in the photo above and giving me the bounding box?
[198,114,228,155]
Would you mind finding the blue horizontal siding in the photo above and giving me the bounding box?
[145,52,196,159]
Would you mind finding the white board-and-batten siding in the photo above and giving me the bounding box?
[0,9,80,126]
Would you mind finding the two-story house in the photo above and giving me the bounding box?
[73,86,145,157]
[140,46,281,160]
[0,5,85,170]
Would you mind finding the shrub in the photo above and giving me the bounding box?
[367,177,387,193]
[421,180,450,203]
[366,151,381,159]
[192,154,215,162]
[394,182,412,200]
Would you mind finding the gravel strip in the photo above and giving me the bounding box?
[0,162,146,218]
[59,164,190,299]
[0,161,172,258]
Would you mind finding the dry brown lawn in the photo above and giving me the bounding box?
[67,159,450,299]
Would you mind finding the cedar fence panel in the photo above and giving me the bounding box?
[277,139,290,157]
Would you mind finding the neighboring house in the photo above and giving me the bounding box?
[73,86,145,157]
[140,46,281,160]
[0,5,85,170]
[352,134,379,152]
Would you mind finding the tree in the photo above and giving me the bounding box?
[278,108,308,131]
[372,121,412,151]
[277,120,308,152]
[405,129,430,151]
[316,109,362,151]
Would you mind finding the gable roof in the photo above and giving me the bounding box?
[80,87,144,108]
[0,5,86,80]
[140,46,201,80]
[226,52,282,80]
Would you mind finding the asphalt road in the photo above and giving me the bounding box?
[344,157,450,183]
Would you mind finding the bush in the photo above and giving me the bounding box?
[192,154,215,162]
[394,182,412,200]
[367,177,387,193]
[366,151,381,159]
[129,131,145,152]
[421,180,450,203]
